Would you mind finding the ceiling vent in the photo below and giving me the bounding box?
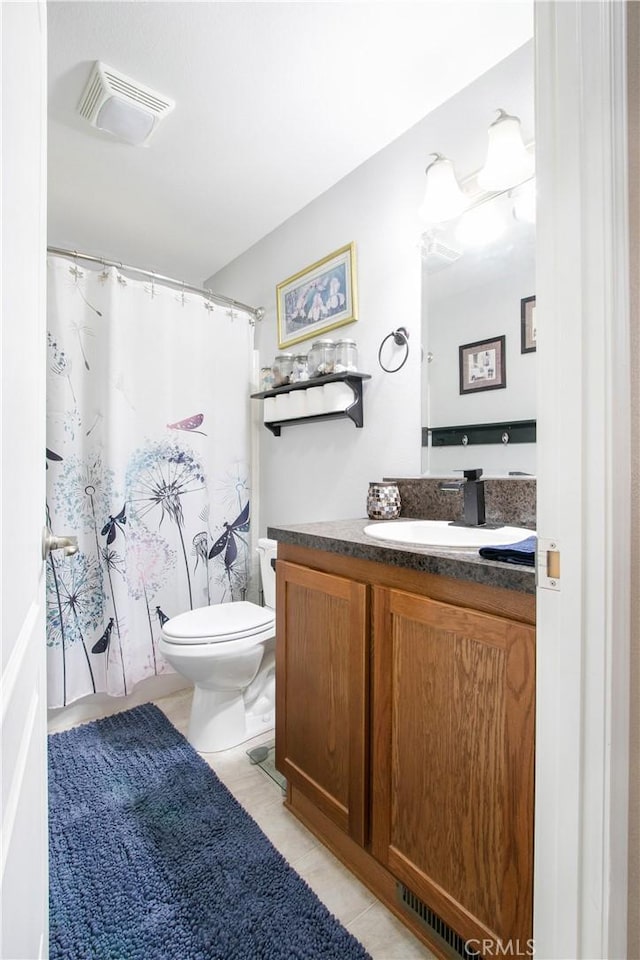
[77,61,175,147]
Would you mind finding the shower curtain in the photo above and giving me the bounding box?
[46,256,254,707]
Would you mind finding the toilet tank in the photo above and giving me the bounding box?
[256,537,277,609]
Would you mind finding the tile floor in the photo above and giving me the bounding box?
[153,688,435,960]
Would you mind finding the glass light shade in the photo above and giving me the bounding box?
[455,203,506,248]
[96,97,155,146]
[478,110,534,192]
[419,154,469,225]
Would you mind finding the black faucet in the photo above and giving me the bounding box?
[463,468,485,526]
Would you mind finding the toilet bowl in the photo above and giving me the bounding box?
[158,537,277,753]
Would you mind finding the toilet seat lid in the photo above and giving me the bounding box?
[162,601,274,644]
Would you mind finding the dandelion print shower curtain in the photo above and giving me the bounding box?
[46,256,253,707]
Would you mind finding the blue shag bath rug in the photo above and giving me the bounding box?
[48,703,371,960]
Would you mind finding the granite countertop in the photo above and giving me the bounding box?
[267,518,536,594]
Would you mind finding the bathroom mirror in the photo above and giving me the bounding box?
[421,187,536,476]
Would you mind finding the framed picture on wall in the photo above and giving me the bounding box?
[520,295,537,353]
[459,335,506,394]
[276,242,358,350]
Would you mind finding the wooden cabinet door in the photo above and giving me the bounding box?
[275,561,369,845]
[371,586,535,949]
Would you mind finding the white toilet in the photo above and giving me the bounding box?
[158,537,277,753]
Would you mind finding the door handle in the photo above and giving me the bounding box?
[42,526,79,560]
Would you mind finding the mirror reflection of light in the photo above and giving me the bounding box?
[419,154,469,225]
[512,179,536,223]
[455,204,506,248]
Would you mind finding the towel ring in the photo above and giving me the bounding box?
[378,327,410,373]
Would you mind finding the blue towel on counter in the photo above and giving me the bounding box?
[478,534,536,567]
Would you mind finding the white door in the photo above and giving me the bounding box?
[1,3,49,957]
[534,3,630,958]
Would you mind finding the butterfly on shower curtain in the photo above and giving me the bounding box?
[166,413,207,437]
[101,505,127,544]
[208,501,250,569]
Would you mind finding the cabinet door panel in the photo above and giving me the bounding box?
[371,587,534,947]
[276,561,369,844]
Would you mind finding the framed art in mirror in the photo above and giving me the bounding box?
[459,335,506,394]
[521,295,537,353]
[276,242,357,349]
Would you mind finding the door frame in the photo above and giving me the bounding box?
[534,2,630,957]
[0,1,49,957]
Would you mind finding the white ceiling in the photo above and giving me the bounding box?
[47,1,533,285]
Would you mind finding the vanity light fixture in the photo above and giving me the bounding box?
[77,61,175,147]
[419,154,469,225]
[477,109,534,192]
[420,109,535,231]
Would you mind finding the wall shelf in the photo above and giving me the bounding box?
[251,372,371,437]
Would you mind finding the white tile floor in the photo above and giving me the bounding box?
[153,688,435,960]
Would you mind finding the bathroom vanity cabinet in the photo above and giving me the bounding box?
[275,542,535,960]
[275,560,369,844]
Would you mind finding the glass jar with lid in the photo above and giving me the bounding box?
[308,339,335,378]
[291,355,309,383]
[306,342,319,378]
[334,339,358,373]
[272,353,294,386]
[260,366,276,391]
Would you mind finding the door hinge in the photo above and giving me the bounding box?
[537,537,560,591]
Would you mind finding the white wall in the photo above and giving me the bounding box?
[423,441,536,479]
[208,43,534,532]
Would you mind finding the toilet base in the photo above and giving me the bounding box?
[187,685,274,753]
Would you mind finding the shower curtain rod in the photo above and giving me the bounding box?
[47,246,264,322]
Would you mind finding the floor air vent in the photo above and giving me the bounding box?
[396,883,481,959]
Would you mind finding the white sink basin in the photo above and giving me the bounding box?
[363,520,534,550]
